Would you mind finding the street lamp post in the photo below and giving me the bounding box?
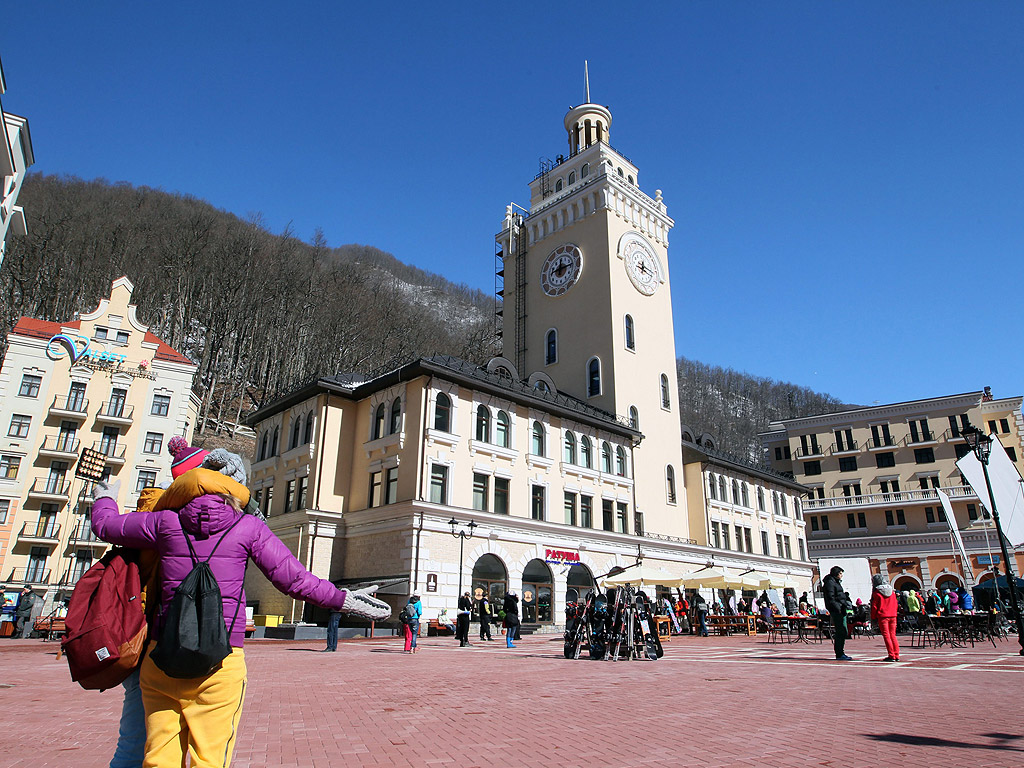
[448,517,477,597]
[962,422,1024,656]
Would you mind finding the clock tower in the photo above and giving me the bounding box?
[495,81,688,539]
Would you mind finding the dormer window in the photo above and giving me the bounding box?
[555,179,563,192]
[581,163,589,178]
[568,171,576,184]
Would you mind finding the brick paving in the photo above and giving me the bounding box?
[1,631,1022,767]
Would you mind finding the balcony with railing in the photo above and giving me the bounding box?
[867,436,897,450]
[830,439,859,456]
[58,568,87,587]
[38,433,81,459]
[804,484,976,511]
[904,429,936,446]
[26,477,71,502]
[794,443,826,459]
[18,520,61,544]
[93,440,127,464]
[48,394,89,419]
[68,522,106,548]
[5,567,52,585]
[95,402,134,426]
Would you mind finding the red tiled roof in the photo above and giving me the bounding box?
[143,331,194,365]
[11,317,80,340]
[10,316,193,366]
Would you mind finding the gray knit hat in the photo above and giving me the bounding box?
[871,574,887,587]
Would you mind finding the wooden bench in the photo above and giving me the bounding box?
[426,620,454,637]
[706,615,757,636]
[33,616,67,641]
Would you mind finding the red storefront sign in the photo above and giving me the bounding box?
[545,549,580,564]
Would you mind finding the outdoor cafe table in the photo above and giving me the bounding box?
[775,615,818,644]
[930,614,992,648]
[707,614,757,636]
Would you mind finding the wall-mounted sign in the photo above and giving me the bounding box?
[977,555,1001,566]
[46,334,155,380]
[889,559,917,569]
[425,573,438,593]
[545,548,580,565]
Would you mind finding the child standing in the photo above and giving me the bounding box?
[870,574,900,662]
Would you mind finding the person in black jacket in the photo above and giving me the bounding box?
[822,566,854,660]
[503,591,520,648]
[456,591,473,647]
[477,593,493,641]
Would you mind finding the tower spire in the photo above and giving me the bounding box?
[584,60,591,103]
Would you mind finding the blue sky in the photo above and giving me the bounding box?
[3,3,1022,407]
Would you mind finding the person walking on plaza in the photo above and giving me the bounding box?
[693,592,709,637]
[784,591,799,615]
[823,566,854,660]
[870,574,900,662]
[404,593,422,653]
[502,591,520,648]
[324,609,342,652]
[89,444,390,768]
[14,585,38,638]
[457,591,473,647]
[478,593,493,641]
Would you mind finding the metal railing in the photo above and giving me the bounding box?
[19,520,61,540]
[50,394,89,414]
[69,523,101,543]
[39,434,81,454]
[28,478,71,497]
[831,439,859,454]
[804,484,976,510]
[99,401,134,420]
[794,445,825,459]
[5,567,51,584]
[93,441,126,460]
[868,436,896,449]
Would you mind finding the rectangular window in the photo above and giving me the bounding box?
[798,539,806,560]
[926,506,935,524]
[908,418,932,443]
[987,420,998,434]
[617,502,628,534]
[580,495,592,528]
[27,547,48,582]
[803,460,821,476]
[368,473,381,508]
[967,503,978,521]
[820,514,829,530]
[383,469,396,505]
[531,485,545,521]
[143,432,163,454]
[8,414,31,438]
[783,537,792,560]
[857,512,866,528]
[838,456,857,472]
[776,533,784,556]
[0,499,8,524]
[775,447,783,461]
[2,454,22,479]
[1006,446,1018,463]
[810,516,819,532]
[1000,418,1010,434]
[896,509,905,525]
[472,473,489,512]
[68,382,87,411]
[285,479,297,512]
[115,330,129,345]
[870,423,893,448]
[735,526,744,551]
[429,465,448,504]
[297,476,309,509]
[253,489,262,506]
[834,428,854,452]
[914,447,935,464]
[494,478,509,515]
[885,510,894,526]
[94,326,108,340]
[633,511,644,536]
[564,492,577,526]
[711,521,721,548]
[744,527,753,553]
[847,513,856,529]
[264,486,274,516]
[721,523,730,550]
[937,506,946,522]
[151,394,171,416]
[136,469,157,492]
[602,499,613,531]
[919,476,939,490]
[19,374,42,398]
[875,452,895,468]
[761,530,770,554]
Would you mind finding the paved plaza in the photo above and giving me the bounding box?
[1,631,1022,767]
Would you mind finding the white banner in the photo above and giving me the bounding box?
[938,489,974,583]
[956,439,1024,547]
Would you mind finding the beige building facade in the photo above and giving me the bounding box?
[1,52,35,270]
[0,277,198,609]
[761,389,1024,592]
[245,97,812,628]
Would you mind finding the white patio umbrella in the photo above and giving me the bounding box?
[600,563,686,588]
[679,566,732,589]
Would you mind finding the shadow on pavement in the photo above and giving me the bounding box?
[865,733,1024,753]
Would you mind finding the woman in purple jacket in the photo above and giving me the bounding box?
[91,477,390,768]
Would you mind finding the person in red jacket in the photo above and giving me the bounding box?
[870,574,900,662]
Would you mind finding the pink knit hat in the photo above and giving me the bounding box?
[167,436,209,479]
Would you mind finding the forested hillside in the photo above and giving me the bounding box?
[1,174,845,456]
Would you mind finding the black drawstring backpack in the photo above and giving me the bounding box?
[150,515,244,679]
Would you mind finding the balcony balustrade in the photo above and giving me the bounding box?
[803,484,976,511]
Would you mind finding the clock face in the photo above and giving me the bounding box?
[540,244,583,297]
[619,232,662,295]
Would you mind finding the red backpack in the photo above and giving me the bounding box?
[61,548,148,690]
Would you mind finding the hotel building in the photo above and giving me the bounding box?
[0,52,35,271]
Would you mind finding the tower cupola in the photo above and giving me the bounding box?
[564,61,612,154]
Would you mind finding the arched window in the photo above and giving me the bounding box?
[628,174,635,185]
[271,426,279,456]
[290,417,301,450]
[258,431,268,461]
[545,329,557,365]
[587,357,601,397]
[624,315,635,350]
[757,487,765,512]
[563,431,577,464]
[476,405,491,443]
[555,179,563,192]
[616,446,627,477]
[492,410,510,447]
[660,374,671,409]
[390,398,402,434]
[741,484,750,507]
[617,167,624,177]
[434,392,451,432]
[772,492,781,516]
[732,479,740,504]
[628,406,639,430]
[568,171,576,184]
[666,466,677,504]
[531,421,546,456]
[581,162,589,178]
[580,436,593,468]
[601,441,612,473]
[303,412,314,444]
[495,366,513,380]
[373,404,386,440]
[780,496,789,517]
[718,476,727,501]
[708,473,717,500]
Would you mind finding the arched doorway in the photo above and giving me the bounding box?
[893,575,921,592]
[522,558,554,623]
[472,554,508,606]
[566,563,594,601]
[935,573,963,592]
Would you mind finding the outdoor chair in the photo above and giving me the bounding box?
[909,614,938,648]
